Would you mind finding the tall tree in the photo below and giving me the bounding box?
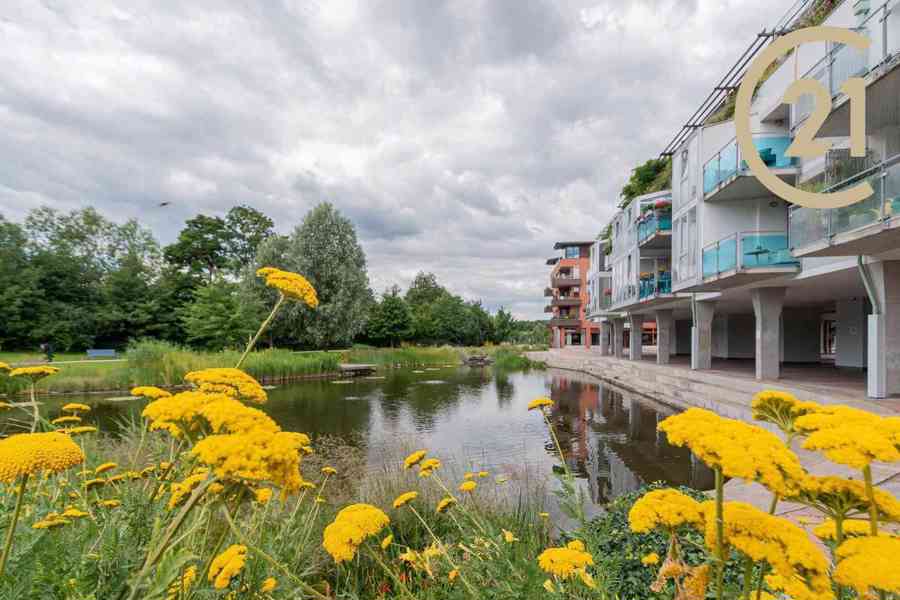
[164,214,232,281]
[405,272,447,308]
[492,307,517,343]
[180,280,258,350]
[365,286,413,347]
[225,205,274,272]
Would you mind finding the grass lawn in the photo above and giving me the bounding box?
[0,351,123,365]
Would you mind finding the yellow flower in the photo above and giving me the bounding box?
[0,361,10,373]
[260,577,277,593]
[418,458,441,477]
[191,430,310,492]
[537,545,594,578]
[459,481,477,493]
[641,552,660,565]
[94,462,117,475]
[577,568,596,589]
[543,579,556,592]
[33,516,69,530]
[208,544,247,590]
[791,475,900,522]
[751,390,820,436]
[184,368,268,404]
[436,497,456,513]
[477,471,488,478]
[527,397,553,411]
[256,266,319,308]
[9,365,59,381]
[63,426,97,435]
[130,386,171,400]
[321,466,337,476]
[795,406,900,469]
[168,471,209,510]
[381,534,393,549]
[61,403,91,413]
[628,488,704,533]
[61,507,89,519]
[168,565,197,597]
[502,529,518,543]
[393,491,418,508]
[51,415,82,425]
[683,564,711,600]
[658,408,806,496]
[701,501,832,600]
[812,519,874,541]
[97,499,121,509]
[448,569,459,582]
[833,536,900,595]
[403,450,427,469]
[322,504,390,563]
[0,432,85,482]
[463,472,475,480]
[83,478,105,490]
[255,488,273,504]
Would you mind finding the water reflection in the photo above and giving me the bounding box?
[12,366,712,505]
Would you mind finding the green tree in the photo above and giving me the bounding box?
[164,215,232,281]
[621,158,671,204]
[492,307,517,343]
[366,286,413,347]
[405,272,448,308]
[0,216,41,349]
[225,205,274,272]
[180,280,257,350]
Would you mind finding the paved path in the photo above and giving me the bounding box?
[528,348,900,531]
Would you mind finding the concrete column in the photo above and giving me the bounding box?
[612,318,625,359]
[751,287,786,380]
[599,322,611,356]
[866,261,900,398]
[691,301,715,370]
[655,310,674,365]
[629,314,644,361]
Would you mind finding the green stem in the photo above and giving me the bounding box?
[235,293,285,369]
[29,382,38,433]
[834,515,845,600]
[0,474,29,577]
[862,465,879,536]
[714,467,725,600]
[752,493,780,600]
[741,556,754,600]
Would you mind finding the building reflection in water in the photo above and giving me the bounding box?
[547,374,714,504]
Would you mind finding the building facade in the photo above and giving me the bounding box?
[558,0,900,399]
[546,241,600,349]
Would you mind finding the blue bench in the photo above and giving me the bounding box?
[87,349,116,359]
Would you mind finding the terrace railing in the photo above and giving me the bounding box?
[637,212,673,244]
[703,231,798,279]
[638,272,673,299]
[789,153,900,250]
[703,135,796,196]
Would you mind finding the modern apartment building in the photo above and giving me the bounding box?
[578,0,900,398]
[545,241,600,349]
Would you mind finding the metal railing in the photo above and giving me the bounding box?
[703,135,796,196]
[789,153,900,250]
[638,272,673,299]
[637,212,673,244]
[795,0,900,125]
[703,231,798,279]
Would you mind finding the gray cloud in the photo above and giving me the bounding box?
[0,0,788,318]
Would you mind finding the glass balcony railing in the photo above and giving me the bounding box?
[789,154,900,251]
[703,136,796,196]
[703,231,797,279]
[637,212,673,244]
[638,272,673,299]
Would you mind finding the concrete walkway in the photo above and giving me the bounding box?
[528,348,900,529]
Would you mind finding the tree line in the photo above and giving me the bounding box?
[0,203,546,352]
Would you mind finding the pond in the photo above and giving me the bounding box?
[27,366,713,508]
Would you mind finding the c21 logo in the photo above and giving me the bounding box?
[736,26,872,209]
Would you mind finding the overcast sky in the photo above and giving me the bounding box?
[0,0,790,319]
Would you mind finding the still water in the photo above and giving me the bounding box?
[37,366,713,506]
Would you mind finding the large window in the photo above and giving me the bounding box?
[674,208,697,283]
[564,246,579,259]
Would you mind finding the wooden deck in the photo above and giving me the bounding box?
[338,363,377,376]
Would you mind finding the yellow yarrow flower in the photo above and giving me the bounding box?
[167,565,197,597]
[459,480,477,493]
[658,408,806,496]
[322,503,390,563]
[543,579,556,592]
[527,397,553,411]
[9,365,59,381]
[436,497,456,513]
[403,450,427,469]
[418,458,441,477]
[191,430,309,492]
[628,488,704,533]
[641,552,660,566]
[97,499,121,509]
[254,488,273,504]
[33,516,69,530]
[130,386,171,400]
[0,361,10,373]
[833,536,900,595]
[184,368,268,404]
[64,426,97,435]
[94,462,117,475]
[51,415,81,425]
[0,432,84,483]
[260,577,277,593]
[61,507,89,519]
[208,544,247,590]
[393,491,417,508]
[381,534,393,549]
[321,466,337,476]
[168,471,209,509]
[751,390,820,436]
[795,406,900,469]
[448,569,459,582]
[812,518,874,541]
[502,529,519,543]
[537,545,594,578]
[790,475,900,522]
[256,267,319,308]
[61,402,91,413]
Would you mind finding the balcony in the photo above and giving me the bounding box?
[789,154,900,257]
[551,276,580,288]
[703,135,798,202]
[637,211,673,249]
[682,231,799,292]
[544,287,553,297]
[548,317,581,328]
[551,297,582,307]
[544,306,553,313]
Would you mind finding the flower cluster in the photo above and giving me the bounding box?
[184,368,268,404]
[9,365,60,381]
[191,430,310,492]
[256,267,319,308]
[537,540,594,579]
[208,544,247,590]
[833,536,900,595]
[751,390,821,436]
[701,501,833,600]
[527,397,553,411]
[658,408,806,496]
[791,475,900,522]
[628,488,704,533]
[322,503,390,563]
[0,432,85,482]
[795,406,900,469]
[130,386,171,400]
